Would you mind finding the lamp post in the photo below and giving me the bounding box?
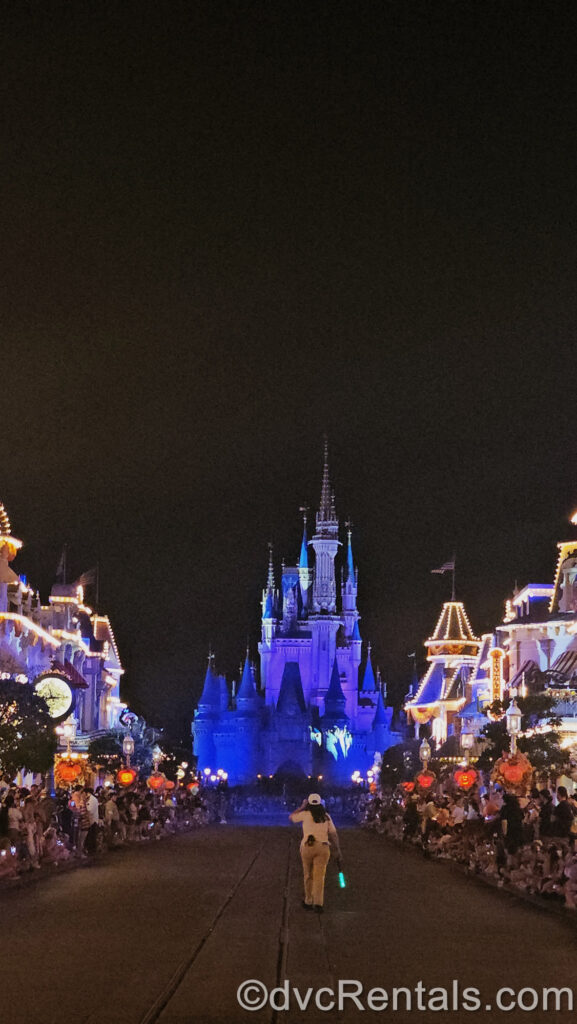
[506,698,523,755]
[460,731,474,766]
[419,738,432,771]
[151,744,162,772]
[56,720,75,758]
[122,733,135,768]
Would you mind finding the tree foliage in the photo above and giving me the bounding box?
[0,679,57,777]
[88,719,191,777]
[379,740,421,785]
[477,693,569,772]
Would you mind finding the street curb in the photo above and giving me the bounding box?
[370,829,577,926]
[0,825,203,896]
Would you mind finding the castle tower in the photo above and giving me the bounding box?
[309,443,342,704]
[311,441,340,613]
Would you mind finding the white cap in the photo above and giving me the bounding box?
[308,793,322,805]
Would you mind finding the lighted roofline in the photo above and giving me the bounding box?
[0,612,60,647]
[424,638,480,648]
[48,589,84,606]
[0,536,23,554]
[496,617,575,633]
[428,601,480,643]
[513,584,554,606]
[404,697,467,712]
[91,614,122,667]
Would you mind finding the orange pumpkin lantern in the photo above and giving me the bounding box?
[187,782,199,793]
[454,767,478,791]
[401,781,415,794]
[501,762,525,785]
[164,779,175,790]
[147,772,166,791]
[491,752,533,795]
[58,760,82,784]
[117,767,138,787]
[415,770,436,791]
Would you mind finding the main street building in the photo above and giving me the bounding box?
[0,499,125,752]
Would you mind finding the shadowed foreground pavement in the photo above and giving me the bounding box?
[2,825,577,1023]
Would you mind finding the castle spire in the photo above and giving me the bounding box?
[298,508,311,615]
[237,651,258,701]
[315,439,338,537]
[346,523,355,582]
[262,544,276,621]
[299,510,308,570]
[372,690,389,728]
[323,658,349,724]
[361,642,377,692]
[319,438,332,522]
[267,542,275,589]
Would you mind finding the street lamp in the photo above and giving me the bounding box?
[506,698,523,755]
[419,738,432,770]
[151,744,162,772]
[56,720,75,757]
[460,731,474,766]
[122,734,135,768]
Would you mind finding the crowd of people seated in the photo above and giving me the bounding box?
[0,775,209,880]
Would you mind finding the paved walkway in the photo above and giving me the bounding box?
[2,826,577,1023]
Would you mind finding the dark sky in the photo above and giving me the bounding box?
[3,2,577,736]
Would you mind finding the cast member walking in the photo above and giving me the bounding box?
[289,794,341,913]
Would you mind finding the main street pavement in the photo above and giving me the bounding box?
[2,825,577,1024]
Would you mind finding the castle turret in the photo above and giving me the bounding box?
[231,652,261,781]
[298,512,312,615]
[341,526,359,639]
[236,651,260,710]
[370,690,393,759]
[192,657,220,772]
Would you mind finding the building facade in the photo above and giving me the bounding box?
[0,499,125,755]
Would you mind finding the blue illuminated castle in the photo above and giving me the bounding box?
[192,445,401,785]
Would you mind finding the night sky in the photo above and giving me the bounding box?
[3,3,577,737]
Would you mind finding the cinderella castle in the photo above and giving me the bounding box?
[192,445,401,785]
